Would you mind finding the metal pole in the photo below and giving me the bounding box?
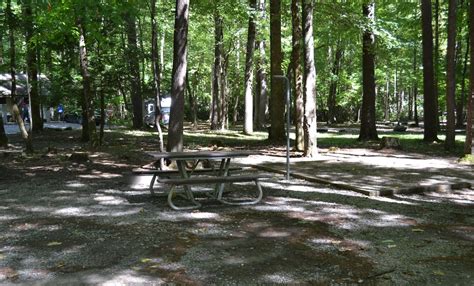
[274,75,291,180]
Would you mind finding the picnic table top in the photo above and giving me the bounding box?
[147,150,259,160]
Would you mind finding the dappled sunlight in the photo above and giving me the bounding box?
[93,195,129,206]
[370,196,419,205]
[90,270,165,285]
[52,206,142,217]
[255,194,420,231]
[122,130,154,137]
[156,211,223,222]
[261,273,296,284]
[79,171,122,179]
[396,188,474,206]
[258,229,292,238]
[65,181,87,188]
[0,215,19,221]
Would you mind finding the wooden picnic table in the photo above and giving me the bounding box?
[142,150,267,210]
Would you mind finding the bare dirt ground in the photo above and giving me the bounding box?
[0,128,473,285]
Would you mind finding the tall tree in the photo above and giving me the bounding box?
[211,9,223,130]
[359,1,378,140]
[413,47,419,126]
[464,0,474,154]
[243,0,257,135]
[269,0,285,141]
[167,0,189,152]
[0,116,7,148]
[421,0,439,142]
[302,0,318,156]
[445,0,457,150]
[150,0,165,167]
[291,0,304,151]
[23,0,42,132]
[328,42,343,124]
[7,0,32,153]
[77,17,98,147]
[255,0,267,130]
[125,8,143,129]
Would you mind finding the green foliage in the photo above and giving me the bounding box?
[0,0,467,148]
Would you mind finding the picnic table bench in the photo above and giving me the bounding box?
[136,150,270,210]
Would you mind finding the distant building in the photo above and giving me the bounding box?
[0,73,50,122]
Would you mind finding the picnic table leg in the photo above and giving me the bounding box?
[215,158,231,199]
[149,173,157,195]
[167,186,202,210]
[217,178,264,205]
[176,160,198,201]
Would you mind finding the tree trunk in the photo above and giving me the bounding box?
[359,2,378,140]
[255,0,268,130]
[328,44,343,124]
[7,0,32,153]
[211,10,223,130]
[455,0,466,128]
[23,0,42,132]
[464,0,474,154]
[243,0,257,134]
[421,0,439,142]
[413,47,419,126]
[434,0,440,130]
[445,0,457,150]
[458,29,470,128]
[0,116,7,147]
[151,0,165,168]
[269,0,285,141]
[125,10,143,129]
[167,0,188,152]
[186,72,198,129]
[384,79,390,121]
[77,19,98,148]
[291,0,304,151]
[302,0,318,156]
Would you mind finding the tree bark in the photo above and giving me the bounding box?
[302,0,318,156]
[186,71,198,129]
[167,0,188,152]
[255,0,267,130]
[7,0,32,153]
[412,47,419,126]
[291,0,304,151]
[151,0,165,168]
[384,79,390,121]
[359,2,378,140]
[434,0,440,130]
[211,10,223,130]
[445,0,457,150]
[23,0,42,132]
[0,116,7,147]
[77,19,98,147]
[243,0,257,134]
[458,28,470,128]
[328,43,343,124]
[464,0,474,154]
[269,0,285,141]
[125,9,143,129]
[421,0,439,142]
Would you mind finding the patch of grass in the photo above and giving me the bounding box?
[458,154,474,164]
